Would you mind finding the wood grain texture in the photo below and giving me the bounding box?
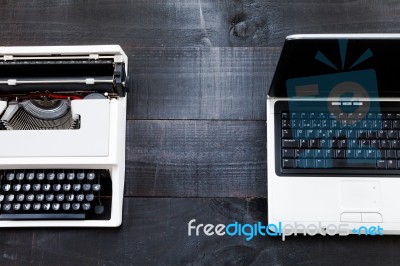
[125,120,267,197]
[127,47,278,120]
[0,198,398,266]
[0,0,399,48]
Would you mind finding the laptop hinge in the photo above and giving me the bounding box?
[88,54,99,60]
[3,55,13,61]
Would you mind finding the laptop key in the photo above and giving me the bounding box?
[295,159,308,168]
[301,120,311,128]
[306,130,315,138]
[299,140,308,148]
[295,130,305,138]
[368,131,378,139]
[294,149,304,158]
[371,140,380,148]
[388,130,398,139]
[311,120,321,128]
[349,139,358,148]
[282,139,299,148]
[282,120,291,129]
[282,149,294,158]
[362,120,372,129]
[324,149,333,158]
[386,150,397,159]
[304,149,313,158]
[331,139,339,148]
[354,149,364,158]
[366,149,377,159]
[334,149,346,159]
[348,130,357,138]
[315,159,325,168]
[321,120,328,129]
[306,159,315,168]
[346,150,355,158]
[372,120,381,129]
[310,139,319,148]
[336,130,347,138]
[383,120,392,129]
[326,130,334,138]
[377,160,387,169]
[386,113,395,119]
[282,129,292,138]
[378,130,387,139]
[359,139,370,147]
[317,113,327,119]
[315,149,324,158]
[300,113,308,119]
[339,139,348,149]
[388,160,397,169]
[392,140,400,149]
[381,140,391,149]
[332,159,376,168]
[282,159,295,168]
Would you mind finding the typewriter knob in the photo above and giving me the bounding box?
[94,205,104,215]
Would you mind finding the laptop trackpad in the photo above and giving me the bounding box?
[340,181,380,209]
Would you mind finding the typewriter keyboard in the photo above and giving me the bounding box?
[0,169,112,220]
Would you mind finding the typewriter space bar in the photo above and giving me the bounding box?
[0,213,86,220]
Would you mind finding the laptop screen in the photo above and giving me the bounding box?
[268,37,400,98]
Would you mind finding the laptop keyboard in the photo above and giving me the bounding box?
[280,111,400,171]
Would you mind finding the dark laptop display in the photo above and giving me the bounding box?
[269,38,400,176]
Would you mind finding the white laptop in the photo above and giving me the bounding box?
[267,34,400,236]
[0,45,128,227]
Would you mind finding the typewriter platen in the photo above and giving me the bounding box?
[0,45,128,227]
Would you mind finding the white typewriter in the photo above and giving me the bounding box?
[0,45,128,227]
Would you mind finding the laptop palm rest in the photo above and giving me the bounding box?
[340,180,380,209]
[340,180,382,223]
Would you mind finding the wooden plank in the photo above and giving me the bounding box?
[215,0,400,47]
[0,197,398,266]
[0,1,399,47]
[127,47,278,120]
[124,120,267,197]
[0,0,221,47]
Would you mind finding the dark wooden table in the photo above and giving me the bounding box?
[1,1,400,265]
